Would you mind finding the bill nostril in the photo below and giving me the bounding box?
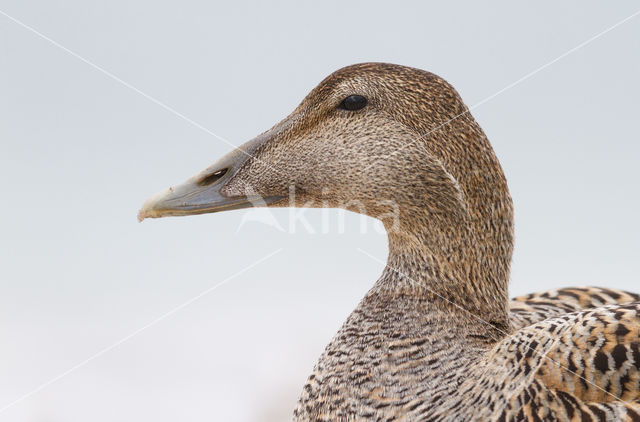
[197,168,228,186]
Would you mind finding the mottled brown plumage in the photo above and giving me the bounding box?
[139,63,640,421]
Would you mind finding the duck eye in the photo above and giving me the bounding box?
[339,95,367,111]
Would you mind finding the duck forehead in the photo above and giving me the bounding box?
[325,63,437,91]
[305,67,449,114]
[302,64,393,102]
[301,76,374,109]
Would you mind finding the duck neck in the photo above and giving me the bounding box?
[370,120,514,331]
[370,227,510,332]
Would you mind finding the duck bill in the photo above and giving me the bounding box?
[137,127,286,222]
[137,176,283,222]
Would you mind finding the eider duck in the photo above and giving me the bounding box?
[139,63,640,421]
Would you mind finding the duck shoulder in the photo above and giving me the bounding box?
[510,287,640,329]
[443,302,640,421]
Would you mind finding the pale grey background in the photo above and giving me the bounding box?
[1,1,639,421]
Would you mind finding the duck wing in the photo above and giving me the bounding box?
[510,287,640,329]
[444,302,640,421]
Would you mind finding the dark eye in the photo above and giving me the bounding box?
[339,95,367,111]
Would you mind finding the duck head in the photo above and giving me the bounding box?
[139,63,514,323]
